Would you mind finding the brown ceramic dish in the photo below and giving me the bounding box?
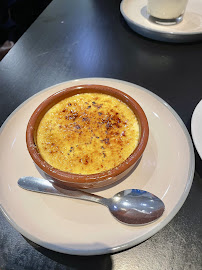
[26,84,149,189]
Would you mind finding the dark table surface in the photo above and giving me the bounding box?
[0,0,202,269]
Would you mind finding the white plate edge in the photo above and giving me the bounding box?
[191,99,202,159]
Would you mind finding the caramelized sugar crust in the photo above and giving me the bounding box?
[36,93,140,174]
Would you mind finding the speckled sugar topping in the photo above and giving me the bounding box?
[36,93,140,174]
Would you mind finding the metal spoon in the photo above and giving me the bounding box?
[18,177,165,225]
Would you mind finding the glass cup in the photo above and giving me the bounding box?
[147,0,189,25]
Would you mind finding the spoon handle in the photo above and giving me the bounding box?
[18,177,107,206]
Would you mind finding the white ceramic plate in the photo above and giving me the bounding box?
[191,99,202,159]
[120,0,202,43]
[0,78,194,255]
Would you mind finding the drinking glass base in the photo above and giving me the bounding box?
[148,14,183,25]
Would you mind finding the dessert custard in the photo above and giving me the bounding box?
[36,93,140,174]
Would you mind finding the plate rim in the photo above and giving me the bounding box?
[191,99,202,159]
[0,78,195,255]
[120,0,202,42]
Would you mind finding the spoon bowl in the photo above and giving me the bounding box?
[108,189,165,225]
[18,177,165,225]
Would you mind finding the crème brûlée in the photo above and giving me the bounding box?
[36,93,140,175]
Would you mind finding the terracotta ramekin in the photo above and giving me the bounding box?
[26,84,149,189]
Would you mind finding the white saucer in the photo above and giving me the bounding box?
[191,99,202,159]
[0,78,195,255]
[120,0,202,42]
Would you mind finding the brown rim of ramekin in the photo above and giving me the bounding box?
[26,84,149,184]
